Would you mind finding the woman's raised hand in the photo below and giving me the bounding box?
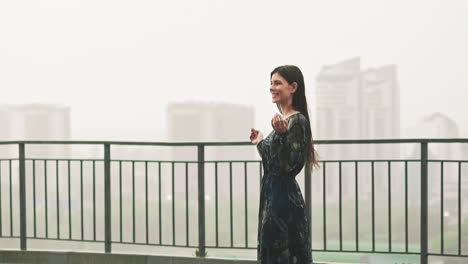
[271,113,288,133]
[250,128,264,145]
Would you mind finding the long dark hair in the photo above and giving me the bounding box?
[270,65,320,171]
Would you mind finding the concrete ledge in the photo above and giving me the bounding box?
[0,250,335,264]
[0,250,257,264]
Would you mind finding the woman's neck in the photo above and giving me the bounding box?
[279,103,298,117]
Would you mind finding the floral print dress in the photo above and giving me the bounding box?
[256,113,312,264]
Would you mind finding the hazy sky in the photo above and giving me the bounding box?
[1,0,467,140]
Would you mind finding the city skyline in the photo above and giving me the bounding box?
[0,89,465,143]
[1,56,466,142]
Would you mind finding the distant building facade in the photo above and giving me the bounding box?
[0,104,71,223]
[0,103,71,158]
[313,57,401,202]
[405,112,465,208]
[166,101,256,199]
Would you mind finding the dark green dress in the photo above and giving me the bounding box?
[256,113,312,264]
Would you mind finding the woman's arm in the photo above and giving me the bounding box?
[250,128,264,158]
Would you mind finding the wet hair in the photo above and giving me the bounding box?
[270,65,321,171]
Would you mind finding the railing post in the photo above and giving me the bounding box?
[19,143,27,250]
[197,144,206,257]
[104,144,112,253]
[420,142,428,264]
[304,163,312,236]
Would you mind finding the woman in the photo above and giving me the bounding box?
[250,65,320,264]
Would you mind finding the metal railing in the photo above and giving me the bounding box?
[0,139,467,264]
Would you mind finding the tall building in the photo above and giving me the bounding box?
[313,58,401,202]
[0,103,72,229]
[166,101,256,198]
[361,65,400,140]
[405,112,464,207]
[167,101,255,159]
[361,65,400,158]
[165,101,257,245]
[314,57,362,144]
[0,103,71,158]
[0,106,10,141]
[405,112,459,159]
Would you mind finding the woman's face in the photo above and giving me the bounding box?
[270,72,296,104]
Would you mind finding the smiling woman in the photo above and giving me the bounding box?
[250,65,320,264]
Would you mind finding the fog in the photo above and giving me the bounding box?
[1,0,468,140]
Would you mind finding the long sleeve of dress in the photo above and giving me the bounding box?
[256,139,264,159]
[269,116,308,174]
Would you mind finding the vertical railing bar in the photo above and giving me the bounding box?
[323,162,327,250]
[244,161,248,248]
[119,160,122,243]
[197,145,206,257]
[0,160,2,237]
[172,161,175,246]
[132,161,135,244]
[80,160,83,241]
[339,161,342,251]
[19,143,27,250]
[388,161,392,252]
[458,161,462,256]
[355,161,359,252]
[104,143,112,253]
[56,160,60,240]
[420,142,429,264]
[371,161,375,252]
[405,161,408,253]
[186,162,189,247]
[158,161,162,245]
[230,161,233,248]
[33,160,37,238]
[45,160,49,238]
[93,160,96,242]
[215,161,219,248]
[68,160,71,240]
[9,159,13,237]
[145,161,149,245]
[441,161,444,254]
